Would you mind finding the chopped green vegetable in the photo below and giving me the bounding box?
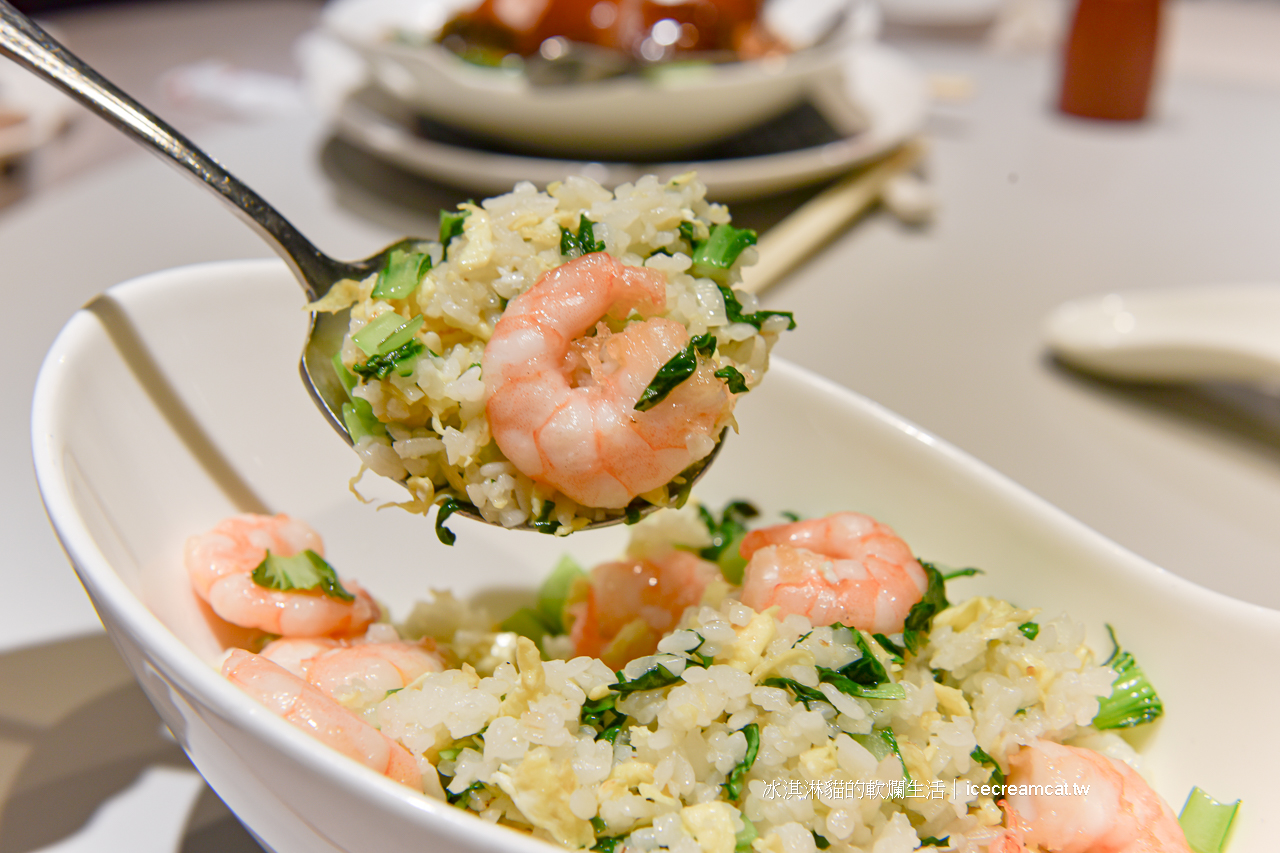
[434,497,466,546]
[871,633,906,664]
[678,220,700,248]
[535,555,586,634]
[440,208,469,257]
[610,660,688,695]
[351,311,410,356]
[530,501,562,535]
[970,745,1005,787]
[878,728,911,786]
[715,281,796,332]
[761,676,829,711]
[352,339,425,380]
[902,561,950,655]
[941,566,983,580]
[592,837,624,853]
[371,247,431,299]
[830,624,891,686]
[560,213,606,257]
[350,313,425,360]
[1178,786,1240,853]
[250,549,354,601]
[849,732,892,762]
[590,817,607,834]
[1018,621,1040,641]
[816,667,907,701]
[690,223,757,278]
[849,730,911,786]
[332,354,387,440]
[812,831,830,850]
[734,818,757,853]
[580,694,619,729]
[634,333,716,411]
[340,401,385,442]
[1093,626,1163,729]
[723,723,759,800]
[697,500,758,583]
[919,837,950,848]
[714,365,749,394]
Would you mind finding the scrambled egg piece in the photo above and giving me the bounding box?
[495,746,594,849]
[681,802,737,853]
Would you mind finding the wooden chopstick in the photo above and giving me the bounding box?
[737,137,927,295]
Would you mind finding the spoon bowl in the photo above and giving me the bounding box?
[0,2,718,531]
[1044,284,1280,384]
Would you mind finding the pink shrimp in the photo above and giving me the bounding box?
[221,649,421,789]
[184,514,379,638]
[570,549,720,667]
[260,636,443,702]
[482,252,736,509]
[737,511,928,633]
[999,739,1192,853]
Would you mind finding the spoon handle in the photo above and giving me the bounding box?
[0,2,357,298]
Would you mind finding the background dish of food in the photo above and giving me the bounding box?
[320,41,925,200]
[320,0,871,157]
[0,56,75,204]
[33,259,1277,853]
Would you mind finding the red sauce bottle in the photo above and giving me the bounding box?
[1057,0,1162,121]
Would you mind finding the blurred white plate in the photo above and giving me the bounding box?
[32,259,1278,853]
[320,0,864,158]
[326,42,927,200]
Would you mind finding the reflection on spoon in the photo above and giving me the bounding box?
[1044,284,1280,384]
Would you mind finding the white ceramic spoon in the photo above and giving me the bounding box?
[1044,283,1280,383]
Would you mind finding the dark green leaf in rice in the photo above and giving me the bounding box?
[903,561,951,655]
[560,213,606,257]
[871,632,906,664]
[723,723,759,800]
[715,281,796,331]
[439,208,470,258]
[352,339,426,381]
[1018,621,1040,640]
[434,497,466,546]
[971,745,1005,787]
[830,624,892,686]
[761,676,829,711]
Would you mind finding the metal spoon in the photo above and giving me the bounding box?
[0,2,718,532]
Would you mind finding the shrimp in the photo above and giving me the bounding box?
[570,549,720,667]
[1000,739,1192,852]
[184,514,379,638]
[261,635,443,706]
[482,252,736,509]
[737,511,928,633]
[222,649,421,789]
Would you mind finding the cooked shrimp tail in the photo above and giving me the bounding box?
[222,649,422,789]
